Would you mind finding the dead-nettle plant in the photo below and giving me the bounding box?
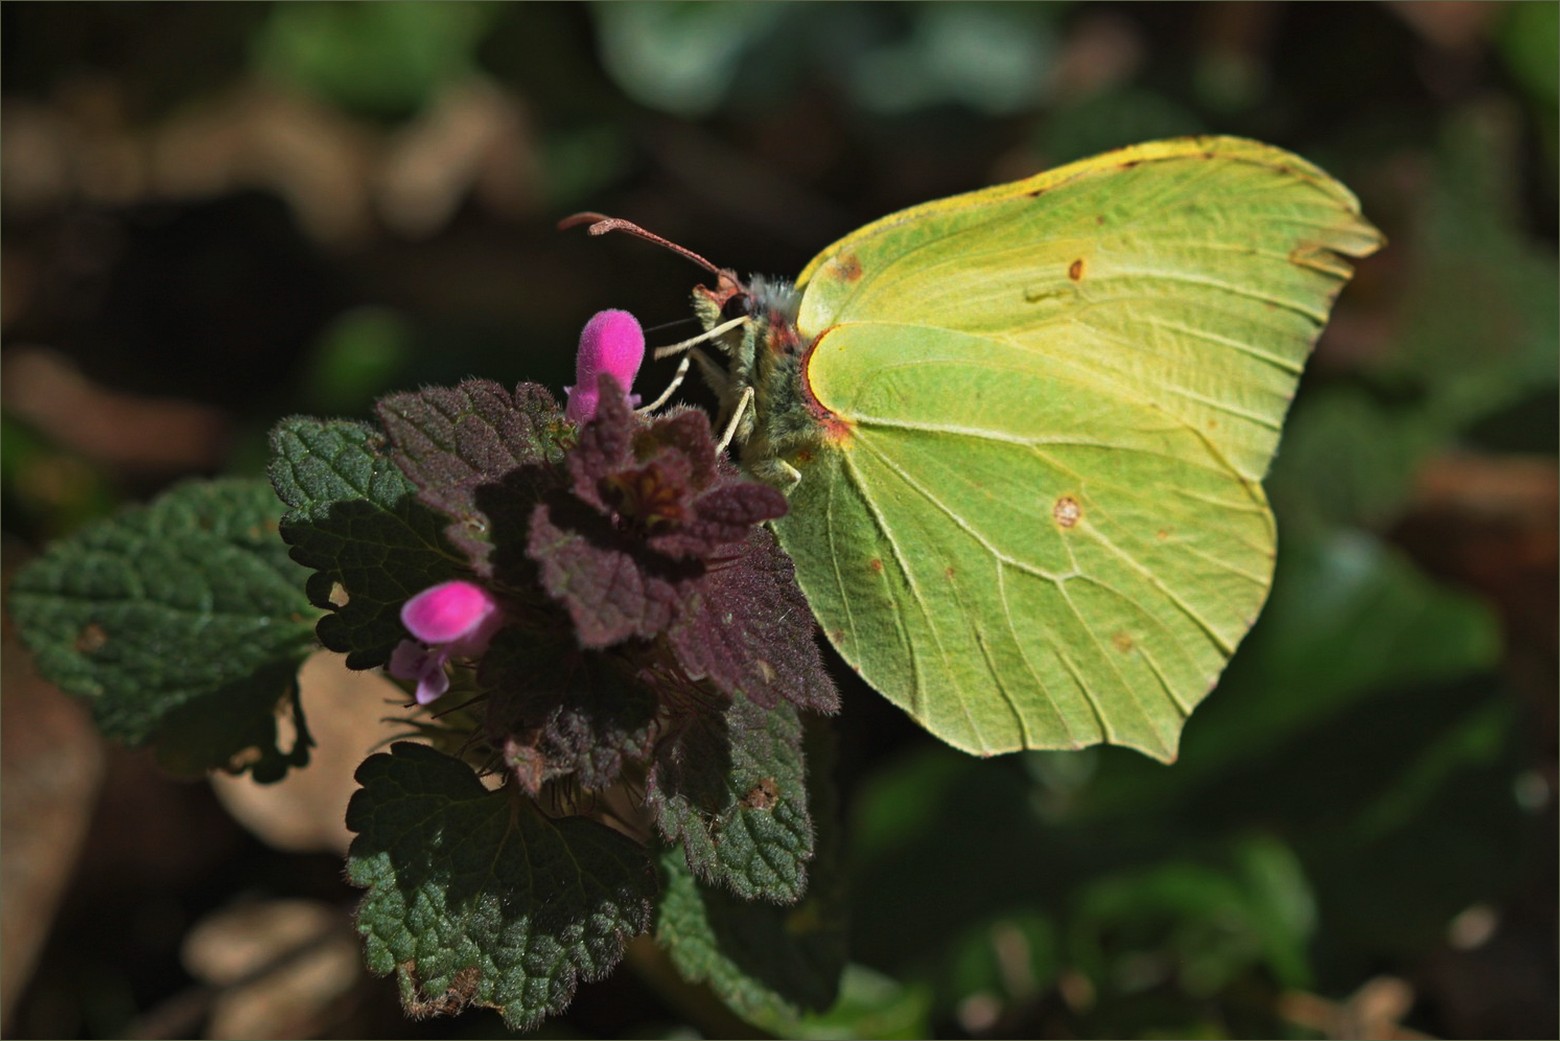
[8,308,848,1033]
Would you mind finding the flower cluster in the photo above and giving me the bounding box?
[380,311,836,767]
[528,371,832,713]
[258,305,846,1031]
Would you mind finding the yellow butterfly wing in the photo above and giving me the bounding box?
[765,137,1381,759]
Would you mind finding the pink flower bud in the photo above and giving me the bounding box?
[565,309,645,423]
[401,580,500,647]
[389,580,504,705]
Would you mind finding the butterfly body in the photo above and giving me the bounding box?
[688,136,1382,760]
[693,272,825,490]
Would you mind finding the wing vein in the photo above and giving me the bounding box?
[837,447,984,743]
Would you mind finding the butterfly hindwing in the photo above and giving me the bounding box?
[774,324,1274,758]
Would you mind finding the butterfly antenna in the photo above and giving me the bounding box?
[562,212,748,420]
[644,315,700,337]
[559,212,723,277]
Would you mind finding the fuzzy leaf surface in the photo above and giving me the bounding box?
[669,527,839,714]
[655,719,846,1027]
[528,385,837,714]
[8,478,317,779]
[525,494,689,645]
[648,691,814,903]
[376,380,568,578]
[346,742,656,1030]
[481,629,658,796]
[269,416,463,668]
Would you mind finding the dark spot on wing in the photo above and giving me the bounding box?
[832,252,862,283]
[1068,258,1085,282]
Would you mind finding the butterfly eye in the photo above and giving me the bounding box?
[719,292,753,324]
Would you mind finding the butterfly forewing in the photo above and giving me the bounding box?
[797,137,1384,483]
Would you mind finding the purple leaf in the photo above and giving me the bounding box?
[668,528,839,714]
[377,380,567,576]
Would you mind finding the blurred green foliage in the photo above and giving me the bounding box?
[251,2,499,119]
[0,415,119,543]
[843,527,1518,1035]
[298,308,416,417]
[1,2,1554,1038]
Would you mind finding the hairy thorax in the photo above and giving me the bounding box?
[692,272,828,492]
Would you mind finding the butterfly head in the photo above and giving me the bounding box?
[560,211,821,484]
[692,271,802,358]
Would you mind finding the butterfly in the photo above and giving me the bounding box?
[573,136,1382,761]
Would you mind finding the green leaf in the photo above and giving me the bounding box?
[8,478,318,779]
[657,849,844,1028]
[1274,108,1558,533]
[1268,388,1440,534]
[1227,533,1501,715]
[655,719,846,1028]
[269,416,465,668]
[648,690,814,904]
[786,964,934,1040]
[346,742,656,1030]
[1069,835,1316,997]
[1395,106,1558,425]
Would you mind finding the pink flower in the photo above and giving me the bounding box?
[387,580,503,705]
[565,309,645,423]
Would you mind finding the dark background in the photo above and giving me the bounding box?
[2,3,1555,1038]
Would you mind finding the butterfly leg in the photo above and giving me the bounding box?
[637,354,690,414]
[716,385,754,453]
[743,455,802,493]
[685,346,732,401]
[637,340,741,411]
